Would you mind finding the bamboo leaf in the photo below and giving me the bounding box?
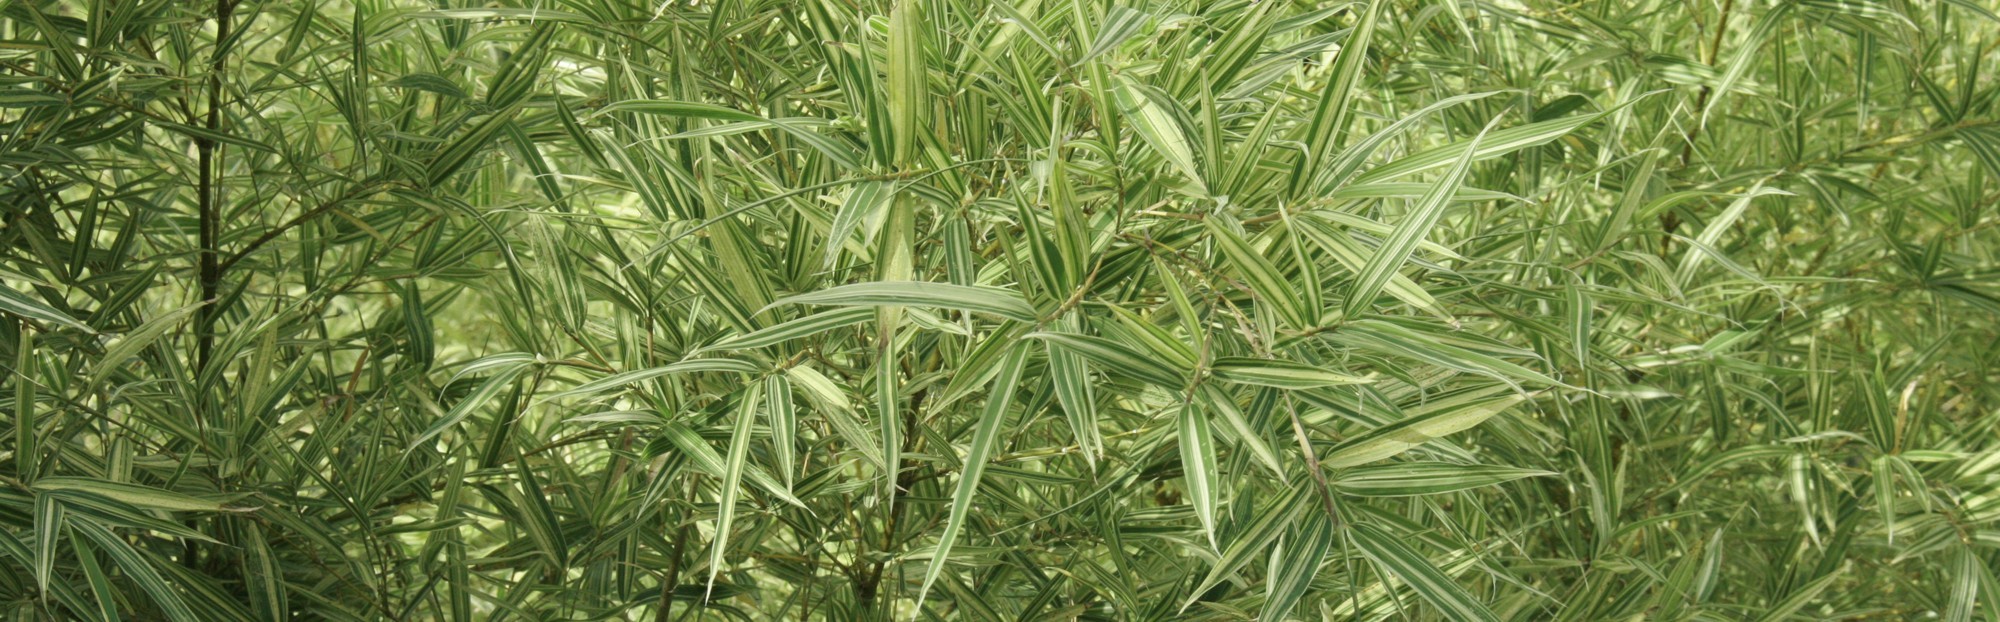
[544,358,762,401]
[1210,357,1371,389]
[1207,219,1311,329]
[916,343,1031,610]
[1333,462,1556,496]
[71,519,199,622]
[1345,121,1490,317]
[1322,389,1528,469]
[708,384,762,597]
[1180,399,1222,548]
[766,282,1038,323]
[702,307,876,352]
[1350,522,1499,622]
[1026,332,1185,388]
[1114,76,1207,192]
[0,286,91,332]
[33,478,226,513]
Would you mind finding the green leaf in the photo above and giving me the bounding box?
[765,375,798,489]
[1184,487,1313,611]
[1195,384,1286,478]
[1263,511,1334,622]
[89,303,203,382]
[1322,388,1527,469]
[824,182,897,269]
[1114,76,1206,192]
[426,110,520,188]
[1333,462,1556,496]
[0,286,91,332]
[1752,568,1841,622]
[598,100,863,170]
[915,343,1031,610]
[34,478,226,512]
[1703,4,1795,127]
[544,358,762,400]
[658,423,806,510]
[1047,317,1103,463]
[888,0,929,165]
[1293,0,1382,196]
[1026,332,1185,388]
[411,354,537,449]
[1344,120,1489,317]
[1335,320,1560,389]
[1207,219,1311,329]
[71,519,199,622]
[1180,398,1222,548]
[1210,357,1371,389]
[1674,185,1790,286]
[1354,108,1615,184]
[766,282,1038,323]
[702,307,876,352]
[33,494,61,593]
[708,384,762,596]
[1350,522,1499,622]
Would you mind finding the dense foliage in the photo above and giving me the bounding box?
[2,0,1998,619]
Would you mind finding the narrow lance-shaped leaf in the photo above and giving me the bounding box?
[1345,121,1490,317]
[876,199,915,506]
[1294,217,1440,314]
[1026,332,1185,388]
[88,302,204,383]
[1207,219,1311,329]
[1944,545,1980,622]
[658,423,807,510]
[1702,4,1795,128]
[1195,384,1286,478]
[1336,320,1560,389]
[824,182,896,270]
[508,454,567,568]
[1180,399,1222,549]
[542,358,762,401]
[1322,388,1527,468]
[0,286,91,332]
[1263,511,1335,622]
[1673,184,1789,286]
[598,99,863,169]
[1353,106,1621,184]
[1752,568,1842,622]
[33,494,61,594]
[787,366,884,469]
[1210,357,1371,389]
[70,519,200,622]
[1350,522,1500,622]
[1183,487,1314,612]
[701,307,876,352]
[1316,91,1503,193]
[914,343,1031,611]
[1047,316,1101,464]
[765,282,1039,323]
[33,478,227,512]
[888,0,928,165]
[1113,76,1207,192]
[708,384,762,598]
[766,375,797,488]
[15,325,37,478]
[1292,0,1381,196]
[411,355,535,450]
[426,109,519,187]
[1333,462,1556,496]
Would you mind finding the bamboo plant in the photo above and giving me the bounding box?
[1,0,1998,619]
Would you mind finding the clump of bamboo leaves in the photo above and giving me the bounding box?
[2,0,1999,619]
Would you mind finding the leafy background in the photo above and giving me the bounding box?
[1,0,1998,619]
